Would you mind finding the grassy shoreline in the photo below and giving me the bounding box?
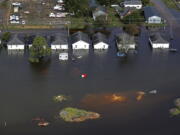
[162,0,180,10]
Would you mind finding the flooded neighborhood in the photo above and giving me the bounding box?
[0,0,180,135]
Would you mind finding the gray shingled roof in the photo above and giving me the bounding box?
[71,31,90,44]
[144,6,161,19]
[92,32,108,45]
[124,0,142,5]
[117,33,135,45]
[51,33,68,45]
[93,6,107,17]
[7,34,24,45]
[149,33,169,43]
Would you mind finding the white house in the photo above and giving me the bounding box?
[51,33,68,50]
[149,33,169,49]
[71,31,90,50]
[124,0,142,9]
[144,6,164,24]
[7,34,25,50]
[49,13,56,17]
[9,14,20,24]
[92,32,109,49]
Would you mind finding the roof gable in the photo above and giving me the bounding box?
[92,32,108,45]
[71,31,90,44]
[7,34,24,45]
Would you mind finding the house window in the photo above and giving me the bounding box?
[84,45,86,48]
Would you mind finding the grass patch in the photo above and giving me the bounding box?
[162,0,180,10]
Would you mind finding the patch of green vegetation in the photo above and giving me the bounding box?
[60,107,89,121]
[59,107,100,122]
[0,0,9,8]
[106,7,123,27]
[29,36,51,63]
[67,17,93,29]
[170,108,180,116]
[144,23,167,27]
[122,10,145,24]
[162,0,179,10]
[169,98,180,116]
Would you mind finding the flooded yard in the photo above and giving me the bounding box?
[0,27,180,135]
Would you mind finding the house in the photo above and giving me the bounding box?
[51,33,68,50]
[9,14,20,24]
[144,6,164,24]
[7,34,25,50]
[71,31,90,50]
[12,2,21,13]
[149,33,169,48]
[92,32,109,49]
[124,0,142,9]
[92,6,108,21]
[115,6,133,19]
[116,33,136,52]
[49,13,56,17]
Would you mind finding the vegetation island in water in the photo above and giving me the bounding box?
[59,107,100,122]
[169,98,180,116]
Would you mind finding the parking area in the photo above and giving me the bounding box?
[8,0,68,25]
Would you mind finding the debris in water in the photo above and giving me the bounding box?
[136,91,145,101]
[38,121,50,127]
[111,94,127,102]
[149,90,157,94]
[32,117,49,127]
[77,56,82,59]
[53,95,68,103]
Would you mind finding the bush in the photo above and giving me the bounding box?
[123,24,140,36]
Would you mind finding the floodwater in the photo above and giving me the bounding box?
[0,27,180,135]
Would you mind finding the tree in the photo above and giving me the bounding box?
[29,36,51,63]
[93,15,108,28]
[64,0,90,17]
[97,0,121,6]
[123,24,140,36]
[142,0,150,6]
[1,32,11,42]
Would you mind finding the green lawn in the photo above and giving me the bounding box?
[162,0,180,10]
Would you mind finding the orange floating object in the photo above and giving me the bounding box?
[136,91,145,101]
